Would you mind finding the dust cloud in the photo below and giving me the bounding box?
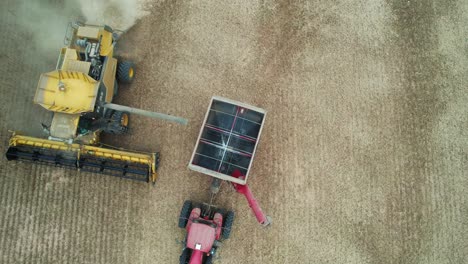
[79,0,151,32]
[12,1,80,59]
[11,0,150,59]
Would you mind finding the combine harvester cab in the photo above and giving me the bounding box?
[5,22,187,183]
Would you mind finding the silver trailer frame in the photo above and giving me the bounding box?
[188,96,267,185]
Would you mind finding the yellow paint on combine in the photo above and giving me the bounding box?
[34,70,99,114]
[99,29,113,56]
[103,56,117,102]
[9,134,81,152]
[77,26,100,39]
[82,145,153,164]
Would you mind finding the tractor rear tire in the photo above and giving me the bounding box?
[178,200,192,228]
[222,211,235,240]
[179,248,190,264]
[117,61,135,84]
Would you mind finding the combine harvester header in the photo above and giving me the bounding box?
[6,134,159,182]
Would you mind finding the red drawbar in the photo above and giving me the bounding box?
[189,249,204,264]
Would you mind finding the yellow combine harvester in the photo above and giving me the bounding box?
[5,22,187,183]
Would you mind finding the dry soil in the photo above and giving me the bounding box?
[0,0,467,263]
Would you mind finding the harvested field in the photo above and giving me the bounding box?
[0,0,467,263]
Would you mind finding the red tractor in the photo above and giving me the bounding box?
[178,201,235,264]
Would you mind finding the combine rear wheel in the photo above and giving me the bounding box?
[117,61,135,83]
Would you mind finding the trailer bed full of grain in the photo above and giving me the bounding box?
[189,96,266,185]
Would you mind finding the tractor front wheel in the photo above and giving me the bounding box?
[178,200,192,228]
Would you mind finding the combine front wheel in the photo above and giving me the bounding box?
[105,111,130,135]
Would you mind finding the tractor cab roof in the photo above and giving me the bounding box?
[186,222,216,253]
